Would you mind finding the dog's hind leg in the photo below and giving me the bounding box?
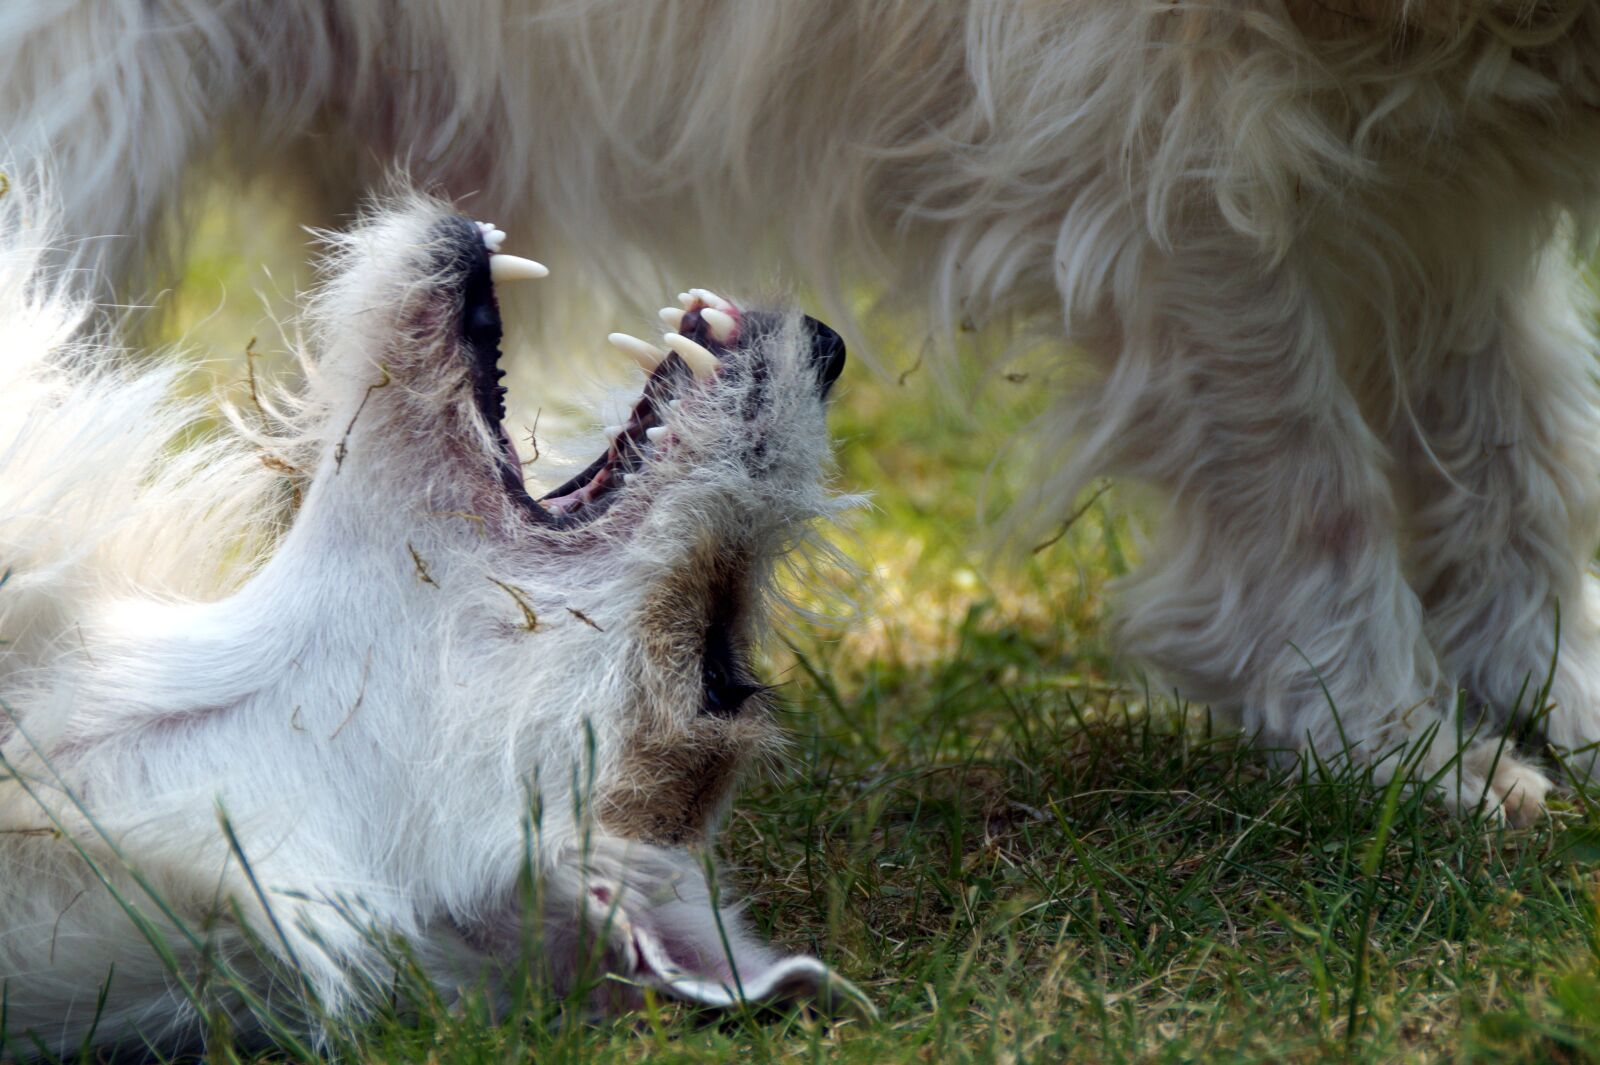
[1097,235,1550,822]
[0,2,251,297]
[1397,255,1600,782]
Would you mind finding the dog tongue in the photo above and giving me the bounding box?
[551,839,877,1020]
[627,910,875,1017]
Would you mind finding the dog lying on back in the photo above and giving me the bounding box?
[0,186,864,1054]
[4,1,1596,820]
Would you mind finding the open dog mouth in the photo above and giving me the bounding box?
[446,217,843,529]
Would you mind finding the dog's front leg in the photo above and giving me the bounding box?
[1097,235,1549,821]
[1397,255,1600,782]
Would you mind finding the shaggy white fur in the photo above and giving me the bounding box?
[0,183,866,1054]
[2,1,1596,819]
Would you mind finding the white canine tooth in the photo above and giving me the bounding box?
[700,307,736,343]
[659,306,686,330]
[604,424,624,441]
[489,254,549,281]
[646,426,667,443]
[607,332,667,371]
[664,332,721,380]
[689,287,734,312]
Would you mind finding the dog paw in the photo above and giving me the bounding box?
[1457,742,1551,827]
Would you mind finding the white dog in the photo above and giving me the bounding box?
[4,1,1596,820]
[0,183,865,1054]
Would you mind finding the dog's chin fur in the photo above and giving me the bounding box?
[0,185,866,1053]
[4,6,1598,811]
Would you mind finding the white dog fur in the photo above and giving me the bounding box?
[0,182,866,1053]
[3,3,1596,817]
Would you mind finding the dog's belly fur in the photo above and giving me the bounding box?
[6,0,1600,816]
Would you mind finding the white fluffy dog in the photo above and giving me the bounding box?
[4,1,1598,820]
[0,183,864,1054]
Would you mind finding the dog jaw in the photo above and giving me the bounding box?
[0,193,868,1051]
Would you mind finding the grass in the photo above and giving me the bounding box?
[19,189,1600,1062]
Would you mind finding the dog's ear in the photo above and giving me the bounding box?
[549,841,875,1018]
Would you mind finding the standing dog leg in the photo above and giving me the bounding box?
[1099,238,1550,821]
[0,2,248,292]
[1399,257,1600,781]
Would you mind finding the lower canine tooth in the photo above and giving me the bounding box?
[608,332,666,371]
[664,332,721,380]
[490,254,549,281]
[701,307,735,342]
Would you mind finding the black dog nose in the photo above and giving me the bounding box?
[803,317,846,397]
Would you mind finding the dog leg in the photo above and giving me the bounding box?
[1100,239,1549,822]
[1399,256,1600,781]
[0,2,244,293]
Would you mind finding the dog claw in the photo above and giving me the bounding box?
[659,306,686,330]
[490,254,548,281]
[664,332,720,379]
[700,307,735,342]
[608,332,666,371]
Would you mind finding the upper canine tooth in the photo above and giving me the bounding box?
[700,307,735,343]
[489,254,549,281]
[608,332,666,371]
[659,306,686,330]
[664,332,721,380]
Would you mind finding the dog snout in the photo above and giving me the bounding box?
[803,317,846,397]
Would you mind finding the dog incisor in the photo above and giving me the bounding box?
[5,1,1599,824]
[0,189,868,1053]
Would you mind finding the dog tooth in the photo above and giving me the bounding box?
[485,229,507,252]
[677,291,694,308]
[689,287,734,312]
[490,253,549,281]
[663,332,721,379]
[645,426,667,443]
[659,306,686,330]
[607,332,667,371]
[700,307,735,342]
[624,473,638,485]
[604,424,624,440]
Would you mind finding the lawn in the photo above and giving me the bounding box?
[83,188,1600,1063]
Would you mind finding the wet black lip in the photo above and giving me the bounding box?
[438,217,556,525]
[439,216,848,532]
